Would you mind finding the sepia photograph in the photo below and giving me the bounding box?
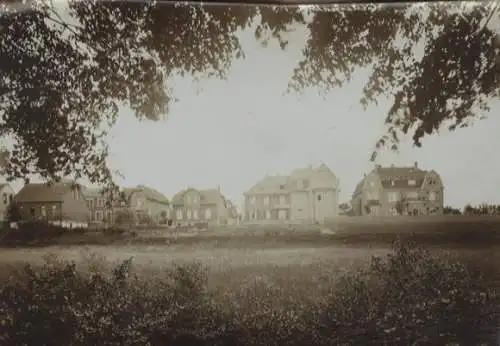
[0,0,498,344]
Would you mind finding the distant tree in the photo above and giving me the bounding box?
[339,202,351,212]
[137,213,154,226]
[443,206,462,215]
[6,202,21,223]
[159,210,168,224]
[463,204,475,215]
[114,209,135,227]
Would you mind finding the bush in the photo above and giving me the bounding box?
[102,227,126,236]
[0,222,67,245]
[0,241,495,345]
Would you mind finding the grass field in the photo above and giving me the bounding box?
[0,217,497,344]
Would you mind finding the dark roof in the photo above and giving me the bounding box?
[15,182,77,203]
[376,166,427,189]
[352,164,434,198]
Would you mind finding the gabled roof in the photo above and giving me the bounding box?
[352,164,438,198]
[15,182,79,203]
[245,175,290,195]
[246,164,338,195]
[171,188,223,205]
[376,166,428,189]
[136,185,169,205]
[122,186,169,205]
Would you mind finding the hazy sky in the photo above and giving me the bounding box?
[105,21,500,210]
[4,4,500,210]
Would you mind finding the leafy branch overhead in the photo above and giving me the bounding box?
[288,3,500,159]
[1,2,499,185]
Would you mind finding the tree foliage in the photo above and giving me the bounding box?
[1,2,499,184]
[6,201,21,222]
[288,3,500,159]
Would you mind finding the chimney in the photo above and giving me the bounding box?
[217,185,221,193]
[414,161,418,168]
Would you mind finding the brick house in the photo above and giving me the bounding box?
[14,181,90,228]
[171,186,232,226]
[83,187,117,226]
[350,162,444,216]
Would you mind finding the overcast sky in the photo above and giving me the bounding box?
[4,4,500,210]
[104,21,500,211]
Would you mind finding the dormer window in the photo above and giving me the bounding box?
[279,185,285,190]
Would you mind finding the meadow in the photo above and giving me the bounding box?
[0,216,498,345]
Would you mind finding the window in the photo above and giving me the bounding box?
[264,196,269,205]
[30,207,35,218]
[391,180,395,187]
[98,198,104,207]
[303,179,310,189]
[41,205,46,217]
[407,191,418,199]
[186,196,191,204]
[8,194,12,203]
[205,208,212,220]
[176,209,183,220]
[408,179,416,186]
[95,211,103,221]
[193,209,199,220]
[2,193,6,204]
[192,196,197,203]
[429,191,437,201]
[278,210,287,220]
[186,209,192,219]
[52,204,57,215]
[265,210,271,220]
[317,194,322,202]
[279,184,285,190]
[250,196,256,205]
[387,192,399,203]
[369,181,375,187]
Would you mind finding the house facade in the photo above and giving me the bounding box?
[243,164,340,224]
[350,162,444,216]
[83,187,117,226]
[171,187,232,226]
[121,185,170,225]
[0,183,15,223]
[14,181,90,228]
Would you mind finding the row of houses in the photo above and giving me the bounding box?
[242,161,445,223]
[0,181,238,228]
[0,161,445,228]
